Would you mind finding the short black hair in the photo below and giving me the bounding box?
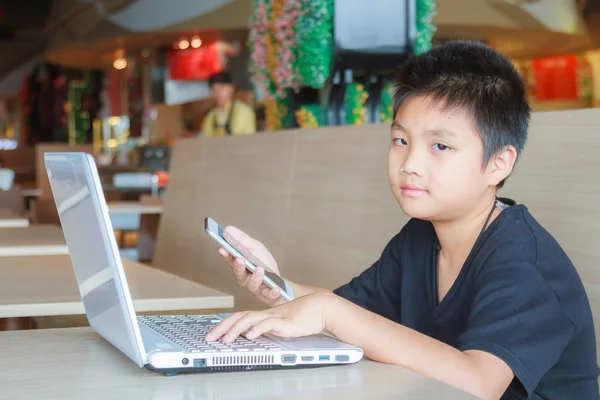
[392,40,530,188]
[209,71,234,87]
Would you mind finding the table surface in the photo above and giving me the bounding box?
[0,225,68,256]
[0,209,29,228]
[0,327,476,400]
[0,255,233,318]
[108,201,163,214]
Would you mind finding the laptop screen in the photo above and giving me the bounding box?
[45,152,146,367]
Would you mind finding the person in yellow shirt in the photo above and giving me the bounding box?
[201,72,256,136]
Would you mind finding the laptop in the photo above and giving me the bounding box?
[44,152,363,375]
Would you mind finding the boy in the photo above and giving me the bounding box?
[201,72,256,136]
[206,41,599,399]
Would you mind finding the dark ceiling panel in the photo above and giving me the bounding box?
[0,0,54,29]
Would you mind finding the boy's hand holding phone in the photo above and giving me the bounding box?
[219,226,285,307]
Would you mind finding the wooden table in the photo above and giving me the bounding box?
[0,225,68,256]
[0,209,29,228]
[0,255,233,318]
[0,328,475,399]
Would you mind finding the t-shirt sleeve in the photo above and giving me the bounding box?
[333,230,405,320]
[456,259,576,398]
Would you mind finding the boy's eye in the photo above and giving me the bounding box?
[393,138,407,146]
[433,143,451,151]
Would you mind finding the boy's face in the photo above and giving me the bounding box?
[388,95,497,221]
[211,83,235,107]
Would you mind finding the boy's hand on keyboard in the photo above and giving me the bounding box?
[206,292,337,343]
[219,226,283,307]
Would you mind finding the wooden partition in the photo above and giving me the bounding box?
[153,109,600,345]
[283,127,404,289]
[153,133,297,309]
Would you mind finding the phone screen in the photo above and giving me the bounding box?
[207,219,288,291]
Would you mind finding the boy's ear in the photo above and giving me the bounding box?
[487,145,517,186]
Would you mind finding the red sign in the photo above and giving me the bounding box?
[532,55,578,101]
[167,44,223,81]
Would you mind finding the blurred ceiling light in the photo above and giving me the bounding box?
[113,57,127,70]
[191,36,202,48]
[178,39,190,50]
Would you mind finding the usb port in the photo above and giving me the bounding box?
[318,355,330,361]
[335,355,350,362]
[301,356,314,362]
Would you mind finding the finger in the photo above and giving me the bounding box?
[246,267,265,293]
[206,312,247,342]
[218,248,234,261]
[223,312,269,343]
[232,258,249,284]
[246,317,286,340]
[260,286,280,300]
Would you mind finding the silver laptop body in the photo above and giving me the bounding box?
[44,152,363,375]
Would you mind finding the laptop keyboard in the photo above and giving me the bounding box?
[138,315,282,353]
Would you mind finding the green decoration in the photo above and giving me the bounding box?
[295,103,326,128]
[249,0,334,129]
[249,0,437,129]
[344,83,369,125]
[249,0,334,100]
[265,91,294,131]
[379,81,395,123]
[68,71,94,144]
[296,0,334,89]
[415,0,437,55]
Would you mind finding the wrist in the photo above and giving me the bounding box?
[322,292,344,335]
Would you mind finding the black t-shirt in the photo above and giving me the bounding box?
[334,200,599,399]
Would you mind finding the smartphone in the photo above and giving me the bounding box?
[204,217,294,302]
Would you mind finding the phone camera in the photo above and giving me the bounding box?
[182,358,189,365]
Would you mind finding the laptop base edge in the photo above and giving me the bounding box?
[144,362,340,376]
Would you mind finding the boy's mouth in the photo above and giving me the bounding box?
[400,185,429,197]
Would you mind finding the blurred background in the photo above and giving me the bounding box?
[1,1,599,151]
[1,0,600,244]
